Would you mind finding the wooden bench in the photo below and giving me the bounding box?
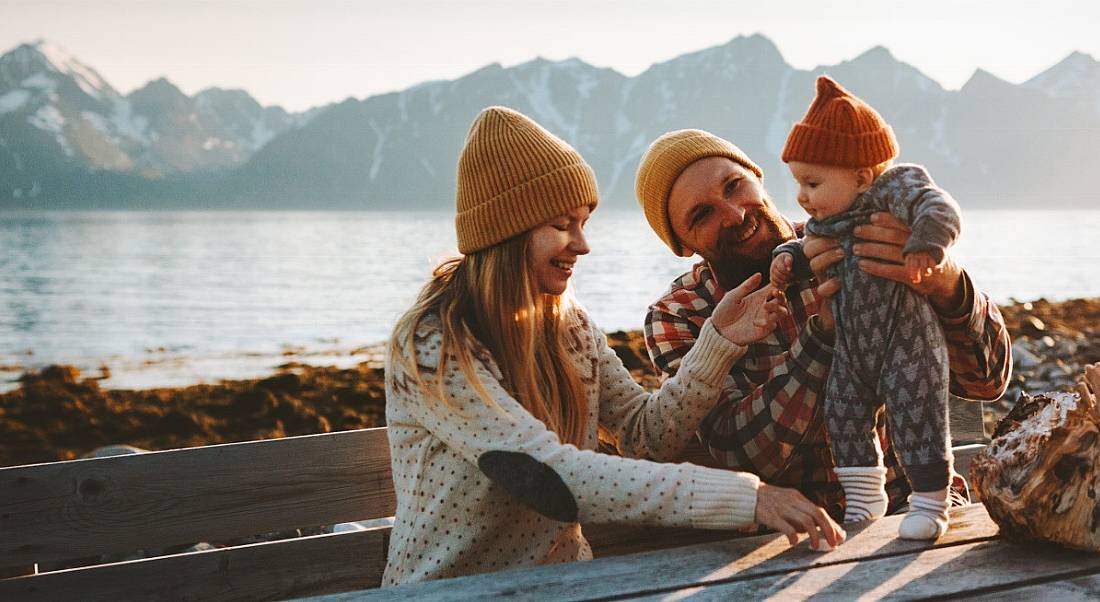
[0,400,987,601]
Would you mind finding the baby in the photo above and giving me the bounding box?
[771,76,962,541]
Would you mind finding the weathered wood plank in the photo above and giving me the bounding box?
[964,573,1100,602]
[584,524,733,558]
[950,397,987,444]
[309,504,997,601]
[953,442,984,495]
[0,527,388,602]
[626,539,1100,601]
[0,427,393,568]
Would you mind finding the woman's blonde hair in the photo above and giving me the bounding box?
[389,233,589,446]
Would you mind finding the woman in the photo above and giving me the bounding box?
[384,106,843,585]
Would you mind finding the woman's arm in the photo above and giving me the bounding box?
[387,325,842,548]
[387,327,757,530]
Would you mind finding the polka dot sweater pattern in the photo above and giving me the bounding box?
[382,310,760,585]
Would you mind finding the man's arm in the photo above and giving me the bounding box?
[933,271,1013,400]
[644,293,834,480]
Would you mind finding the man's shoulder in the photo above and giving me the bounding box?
[650,260,713,314]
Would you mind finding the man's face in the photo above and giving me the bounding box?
[667,157,795,288]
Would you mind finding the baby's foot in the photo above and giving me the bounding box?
[836,466,888,523]
[898,491,950,540]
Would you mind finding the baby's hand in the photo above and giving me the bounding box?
[904,251,940,284]
[770,253,794,290]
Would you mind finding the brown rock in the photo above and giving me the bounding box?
[1020,315,1047,337]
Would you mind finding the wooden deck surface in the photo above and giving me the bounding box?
[303,504,1100,601]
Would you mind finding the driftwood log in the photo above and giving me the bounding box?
[970,364,1100,551]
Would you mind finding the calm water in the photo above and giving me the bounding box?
[2,209,1099,388]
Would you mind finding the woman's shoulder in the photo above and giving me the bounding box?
[390,313,445,371]
[564,303,599,342]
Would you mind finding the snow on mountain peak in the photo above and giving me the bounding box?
[0,40,115,102]
[28,40,113,101]
[1024,50,1100,97]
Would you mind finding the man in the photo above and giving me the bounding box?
[635,129,1011,518]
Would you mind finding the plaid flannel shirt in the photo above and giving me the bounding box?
[644,253,1011,519]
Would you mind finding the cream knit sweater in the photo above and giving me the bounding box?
[382,310,760,585]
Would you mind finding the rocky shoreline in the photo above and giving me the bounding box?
[2,297,1097,468]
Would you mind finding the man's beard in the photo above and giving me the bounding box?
[708,204,796,291]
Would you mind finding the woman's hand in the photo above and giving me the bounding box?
[755,482,846,550]
[712,273,788,346]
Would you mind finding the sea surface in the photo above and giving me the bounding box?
[2,209,1099,389]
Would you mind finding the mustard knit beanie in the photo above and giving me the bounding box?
[782,75,898,168]
[634,129,763,257]
[455,106,599,254]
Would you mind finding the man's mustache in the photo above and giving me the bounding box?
[717,213,764,255]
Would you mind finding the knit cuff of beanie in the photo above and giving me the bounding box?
[678,319,746,387]
[782,124,898,168]
[455,162,598,254]
[685,465,760,530]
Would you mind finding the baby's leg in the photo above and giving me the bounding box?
[881,303,952,540]
[825,351,888,525]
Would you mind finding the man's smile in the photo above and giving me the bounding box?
[730,214,760,243]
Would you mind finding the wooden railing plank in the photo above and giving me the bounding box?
[0,428,393,568]
[0,527,388,602]
[315,504,997,601]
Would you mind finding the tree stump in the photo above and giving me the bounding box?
[971,376,1100,551]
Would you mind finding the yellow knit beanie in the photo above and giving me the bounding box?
[782,75,898,168]
[455,106,599,254]
[634,129,762,257]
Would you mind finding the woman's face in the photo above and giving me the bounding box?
[527,205,592,295]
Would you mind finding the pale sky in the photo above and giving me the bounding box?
[2,0,1098,112]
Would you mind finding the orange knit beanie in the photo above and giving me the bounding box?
[781,75,898,168]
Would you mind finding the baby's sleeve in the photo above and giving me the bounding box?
[772,238,815,282]
[876,164,962,263]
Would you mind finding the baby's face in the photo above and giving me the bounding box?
[788,161,868,220]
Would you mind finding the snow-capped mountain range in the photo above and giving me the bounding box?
[0,40,308,203]
[3,36,1099,209]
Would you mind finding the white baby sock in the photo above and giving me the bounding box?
[898,492,950,540]
[836,466,889,523]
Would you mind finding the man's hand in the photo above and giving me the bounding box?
[713,273,789,346]
[798,212,962,312]
[799,234,841,333]
[770,253,794,291]
[853,213,964,310]
[755,482,846,550]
